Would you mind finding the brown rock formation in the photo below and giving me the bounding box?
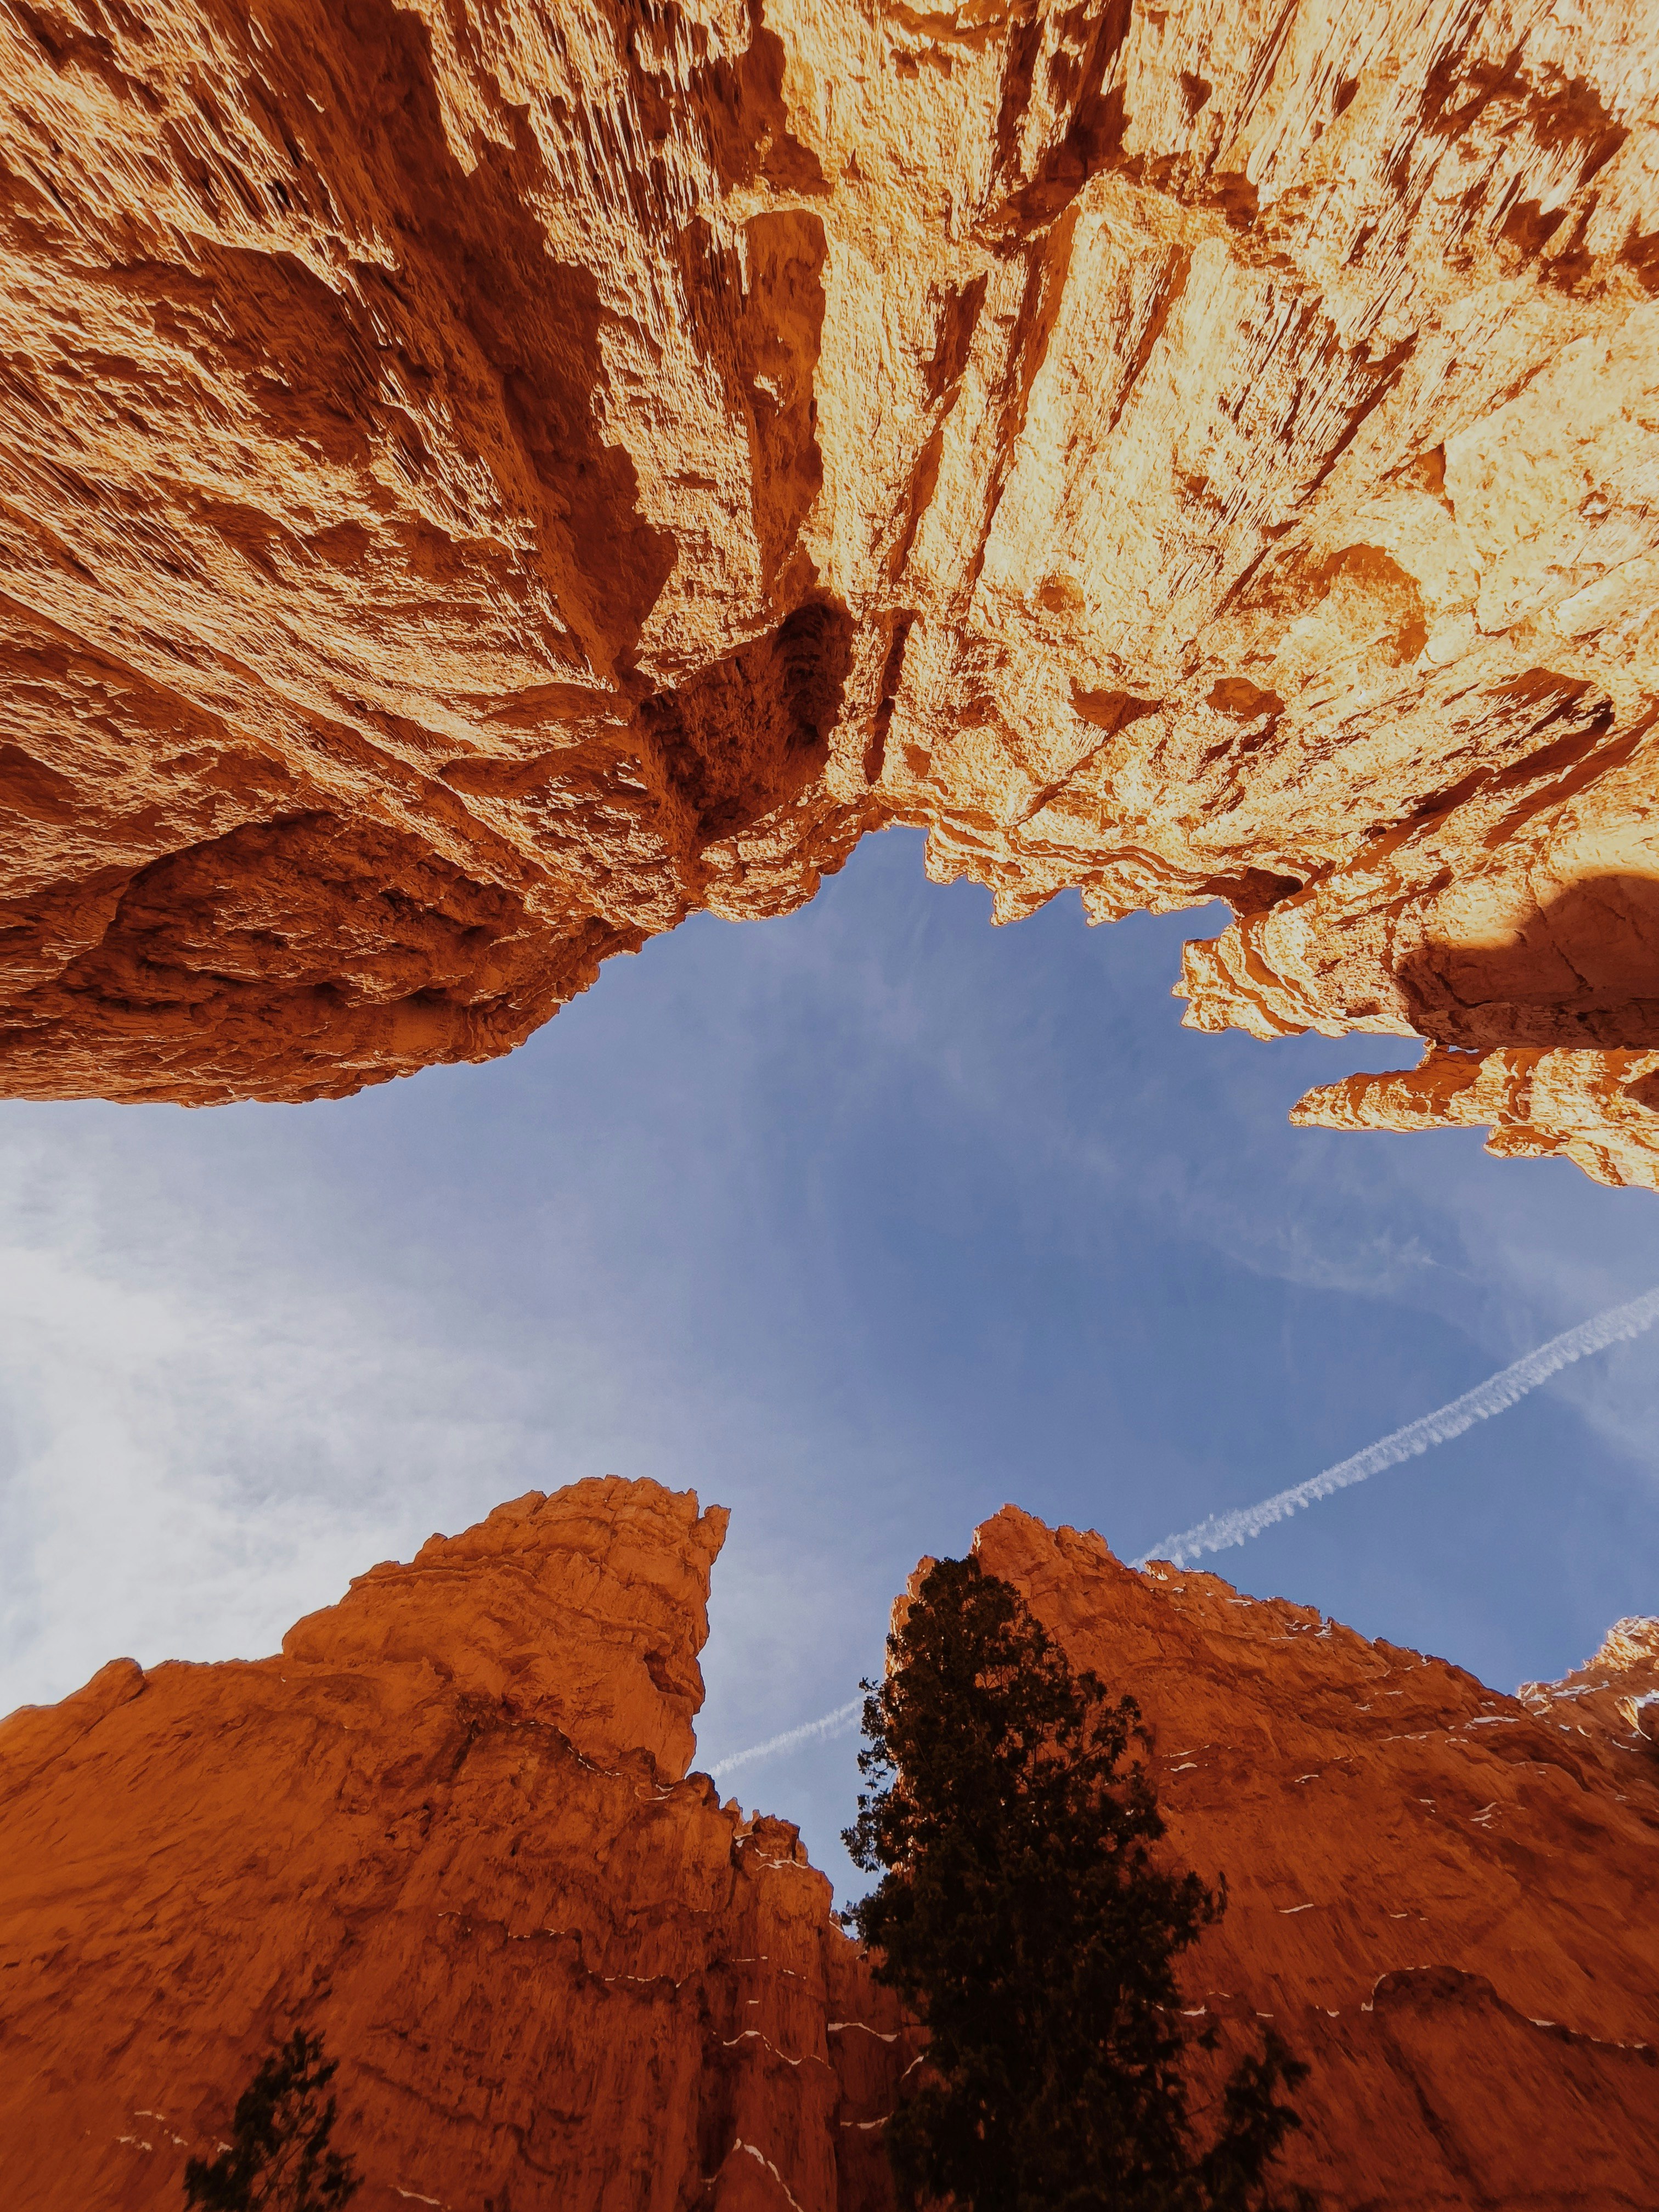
[1520,1607,1659,1757]
[974,1506,1659,2210]
[4,1479,1656,2208]
[0,1477,915,2212]
[4,0,1659,1180]
[1293,1045,1659,1192]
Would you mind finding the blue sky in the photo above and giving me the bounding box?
[3,827,1656,1895]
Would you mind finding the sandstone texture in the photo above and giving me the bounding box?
[4,0,1659,1180]
[0,1477,916,2212]
[1293,1043,1659,1191]
[4,1480,1656,2210]
[973,1505,1659,2211]
[1520,1606,1659,1754]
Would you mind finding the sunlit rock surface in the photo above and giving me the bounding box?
[1520,1607,1659,1754]
[0,1479,915,2212]
[2,1481,1654,2209]
[3,0,1659,1178]
[1294,1043,1659,1191]
[974,1505,1659,2210]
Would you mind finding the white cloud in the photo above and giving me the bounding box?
[0,1124,541,1710]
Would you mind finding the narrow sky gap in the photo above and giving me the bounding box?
[6,837,1656,1892]
[709,1697,866,1780]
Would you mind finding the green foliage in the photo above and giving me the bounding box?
[184,2028,362,2212]
[842,1554,1313,2212]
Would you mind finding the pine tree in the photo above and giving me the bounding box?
[183,2028,361,2212]
[843,1554,1313,2212]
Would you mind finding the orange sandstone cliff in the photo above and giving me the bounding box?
[3,1479,1656,2209]
[0,1477,916,2212]
[974,1506,1659,2210]
[4,1,1659,1182]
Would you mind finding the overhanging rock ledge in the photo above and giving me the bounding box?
[3,0,1658,1180]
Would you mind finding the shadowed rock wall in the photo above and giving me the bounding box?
[4,0,1659,1178]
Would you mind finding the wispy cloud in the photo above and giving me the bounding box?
[0,1125,544,1711]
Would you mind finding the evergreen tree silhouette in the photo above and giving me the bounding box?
[843,1554,1314,2212]
[184,2028,361,2211]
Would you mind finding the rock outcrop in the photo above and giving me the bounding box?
[974,1506,1659,2210]
[3,1479,1655,2209]
[1520,1607,1659,1755]
[0,1477,915,2212]
[4,0,1659,1180]
[1293,1044,1659,1193]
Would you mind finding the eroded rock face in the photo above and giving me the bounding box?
[0,1477,915,2212]
[972,1506,1659,2210]
[1520,1607,1659,1756]
[3,0,1659,1177]
[1293,1043,1659,1191]
[3,1481,1655,2208]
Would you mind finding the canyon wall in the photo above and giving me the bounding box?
[4,0,1659,1180]
[977,1505,1659,2210]
[0,1477,916,2212]
[4,1475,1655,2208]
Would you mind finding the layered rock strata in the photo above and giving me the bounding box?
[3,0,1659,1180]
[974,1505,1659,2211]
[1294,1045,1659,1192]
[0,1477,915,2212]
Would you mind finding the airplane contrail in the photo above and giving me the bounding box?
[1135,1285,1659,1570]
[703,1288,1659,1783]
[707,1695,865,1780]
